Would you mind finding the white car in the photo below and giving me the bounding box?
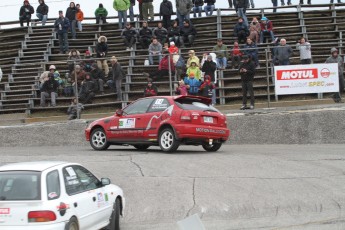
[0,161,125,230]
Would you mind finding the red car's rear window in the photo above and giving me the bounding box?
[174,97,219,112]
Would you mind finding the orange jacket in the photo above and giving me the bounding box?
[76,10,84,21]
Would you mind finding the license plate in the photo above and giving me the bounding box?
[203,116,213,123]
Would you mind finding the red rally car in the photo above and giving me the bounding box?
[85,96,230,152]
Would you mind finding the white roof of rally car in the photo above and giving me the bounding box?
[0,161,73,172]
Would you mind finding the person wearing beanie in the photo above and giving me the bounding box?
[168,41,179,54]
[176,80,188,96]
[200,75,216,99]
[36,0,48,26]
[95,3,108,24]
[75,4,84,31]
[144,79,158,97]
[19,0,34,27]
[65,2,77,39]
[202,54,217,81]
[54,10,70,54]
[234,17,249,44]
[325,47,344,103]
[259,16,275,44]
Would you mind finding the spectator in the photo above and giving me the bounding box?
[235,0,248,26]
[230,41,243,69]
[144,79,158,97]
[81,50,95,72]
[200,75,215,99]
[281,0,292,6]
[272,0,278,12]
[187,61,202,80]
[259,16,275,44]
[273,38,293,65]
[113,0,130,29]
[90,63,105,94]
[121,22,138,51]
[184,72,201,95]
[129,0,135,21]
[249,0,255,8]
[75,4,83,32]
[95,3,108,24]
[243,38,259,67]
[54,10,70,54]
[330,0,342,3]
[67,98,84,120]
[160,0,173,29]
[296,37,312,64]
[213,38,229,70]
[175,55,186,79]
[65,2,77,39]
[36,0,48,26]
[70,65,86,95]
[234,17,249,44]
[139,21,153,49]
[249,17,261,44]
[299,0,311,4]
[193,0,204,17]
[142,0,154,21]
[40,73,58,107]
[107,56,124,101]
[67,49,81,73]
[148,38,163,65]
[271,37,280,61]
[325,47,344,103]
[204,0,216,16]
[187,50,200,68]
[39,71,49,89]
[228,0,234,8]
[202,54,217,81]
[239,55,256,110]
[19,0,34,27]
[137,0,143,20]
[176,0,192,28]
[79,73,96,104]
[176,80,188,95]
[168,41,179,54]
[148,51,175,80]
[153,22,168,45]
[179,19,197,48]
[96,35,109,75]
[168,20,180,46]
[63,73,74,97]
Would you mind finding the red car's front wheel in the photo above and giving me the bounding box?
[90,128,110,151]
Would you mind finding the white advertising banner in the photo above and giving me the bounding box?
[274,64,339,95]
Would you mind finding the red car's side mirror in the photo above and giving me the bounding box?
[115,109,123,116]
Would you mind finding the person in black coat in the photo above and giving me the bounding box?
[36,0,49,26]
[107,56,124,101]
[168,20,180,46]
[54,10,70,54]
[79,73,96,104]
[19,0,34,27]
[121,22,138,50]
[139,21,153,49]
[160,0,173,29]
[234,17,249,44]
[95,36,109,75]
[202,54,217,81]
[153,22,168,45]
[179,19,197,47]
[239,55,256,109]
[40,73,59,107]
[66,2,77,39]
[193,0,204,17]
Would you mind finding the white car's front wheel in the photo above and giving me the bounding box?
[90,128,110,150]
[159,128,180,153]
[108,198,121,230]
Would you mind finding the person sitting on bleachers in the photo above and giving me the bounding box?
[144,79,158,97]
[186,50,200,68]
[95,35,109,75]
[67,49,81,73]
[249,17,261,44]
[234,17,249,44]
[62,73,73,97]
[148,37,163,65]
[79,73,96,104]
[90,63,105,95]
[168,20,181,47]
[243,37,259,67]
[230,41,243,69]
[139,21,153,49]
[121,22,138,51]
[81,50,95,72]
[184,72,201,96]
[19,0,34,27]
[193,0,204,17]
[168,41,179,54]
[40,73,58,107]
[147,50,175,81]
[95,3,108,24]
[153,22,169,46]
[259,16,275,44]
[187,61,201,80]
[213,38,229,70]
[179,19,197,48]
[204,0,216,16]
[70,65,86,96]
[36,0,48,26]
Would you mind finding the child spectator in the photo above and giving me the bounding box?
[163,42,169,52]
[81,50,95,72]
[139,21,153,49]
[296,37,312,64]
[19,0,34,27]
[199,75,215,99]
[67,97,84,120]
[186,50,200,68]
[36,0,48,26]
[144,79,158,97]
[79,73,96,104]
[65,2,77,39]
[249,17,261,44]
[176,80,188,95]
[160,0,173,29]
[121,22,138,51]
[193,0,204,17]
[213,38,229,70]
[147,50,175,80]
[63,73,74,97]
[76,4,84,32]
[96,36,109,75]
[148,38,163,65]
[113,0,130,29]
[187,61,202,80]
[231,41,243,69]
[168,41,179,54]
[67,49,81,73]
[70,65,86,95]
[168,20,180,46]
[204,0,216,16]
[154,22,169,46]
[184,72,201,96]
[234,17,249,44]
[259,17,275,43]
[95,3,108,24]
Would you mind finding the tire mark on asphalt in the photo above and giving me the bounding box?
[130,155,144,177]
[186,178,196,218]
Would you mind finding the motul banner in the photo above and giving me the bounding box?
[274,64,339,95]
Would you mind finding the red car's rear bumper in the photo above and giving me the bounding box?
[174,124,230,141]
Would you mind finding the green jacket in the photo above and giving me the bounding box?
[213,44,229,59]
[113,0,130,11]
[95,7,108,17]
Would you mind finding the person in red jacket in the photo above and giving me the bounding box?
[149,51,175,81]
[259,16,275,43]
[231,41,243,69]
[144,79,158,97]
[199,75,216,100]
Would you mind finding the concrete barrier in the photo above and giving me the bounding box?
[0,106,344,147]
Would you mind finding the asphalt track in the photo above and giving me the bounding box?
[1,144,345,230]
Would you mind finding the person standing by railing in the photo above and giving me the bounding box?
[299,0,311,4]
[95,3,108,24]
[75,4,84,32]
[19,0,34,27]
[54,10,70,54]
[296,37,311,64]
[65,2,77,39]
[273,38,293,65]
[281,0,292,6]
[176,0,192,28]
[325,47,344,103]
[113,0,130,29]
[36,0,48,26]
[142,0,154,21]
[330,0,342,3]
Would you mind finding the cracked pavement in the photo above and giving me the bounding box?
[1,144,345,229]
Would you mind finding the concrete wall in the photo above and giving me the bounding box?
[0,109,344,147]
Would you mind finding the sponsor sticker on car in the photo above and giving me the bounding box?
[119,118,136,129]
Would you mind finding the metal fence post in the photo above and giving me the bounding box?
[265,48,271,108]
[216,9,222,39]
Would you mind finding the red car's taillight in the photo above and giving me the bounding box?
[180,111,191,121]
[28,211,57,222]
